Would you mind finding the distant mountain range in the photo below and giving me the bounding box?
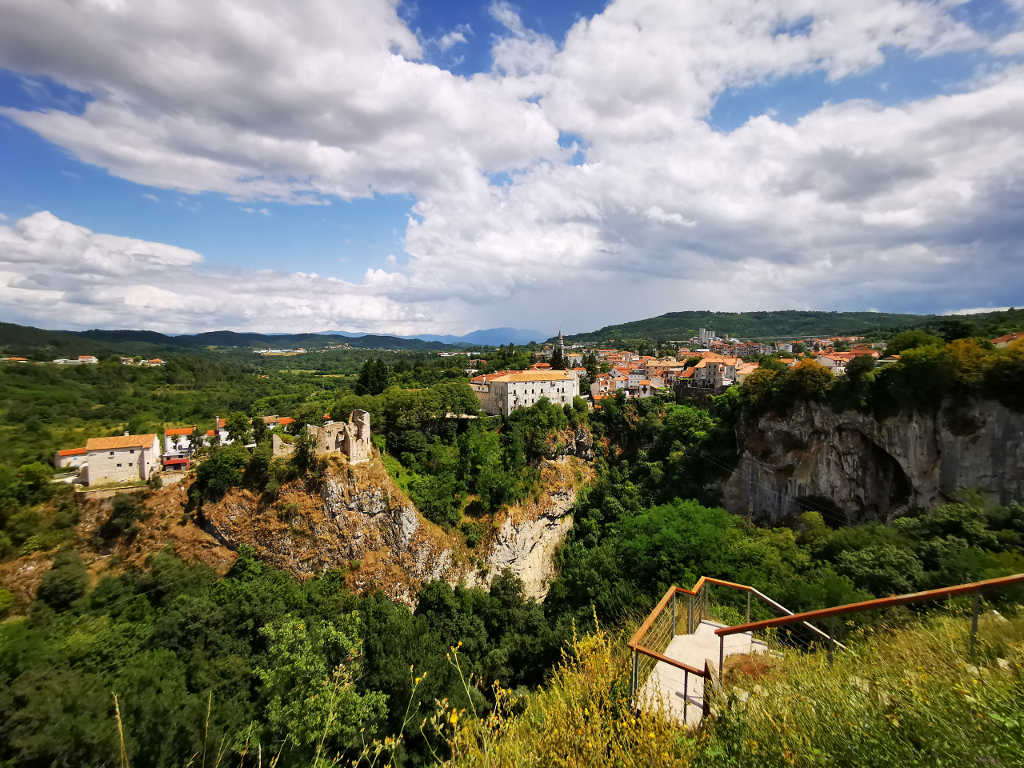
[0,322,547,356]
[317,327,545,346]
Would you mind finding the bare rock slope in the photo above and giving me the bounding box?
[723,399,1024,524]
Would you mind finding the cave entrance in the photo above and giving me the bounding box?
[793,495,846,527]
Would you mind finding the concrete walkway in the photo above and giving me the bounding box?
[637,620,767,725]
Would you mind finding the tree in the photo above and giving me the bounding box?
[225,411,251,444]
[550,346,566,370]
[188,427,205,456]
[194,443,249,501]
[255,615,385,751]
[251,416,268,444]
[938,318,973,342]
[844,354,875,381]
[97,493,142,542]
[36,548,88,611]
[355,358,390,395]
[884,330,943,357]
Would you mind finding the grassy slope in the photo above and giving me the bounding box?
[444,612,1024,768]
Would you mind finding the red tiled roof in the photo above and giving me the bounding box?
[278,417,296,425]
[992,332,1024,345]
[86,434,157,451]
[165,426,195,436]
[58,447,87,456]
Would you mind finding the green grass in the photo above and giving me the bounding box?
[443,611,1024,768]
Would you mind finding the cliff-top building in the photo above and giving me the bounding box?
[473,369,578,416]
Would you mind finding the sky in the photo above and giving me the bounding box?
[0,0,1023,337]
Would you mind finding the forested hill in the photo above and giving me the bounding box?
[563,308,1024,343]
[0,322,455,355]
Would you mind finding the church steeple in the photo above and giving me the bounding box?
[558,329,565,356]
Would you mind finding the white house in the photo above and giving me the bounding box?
[54,447,87,471]
[475,370,578,416]
[690,354,740,389]
[85,433,161,486]
[164,426,196,455]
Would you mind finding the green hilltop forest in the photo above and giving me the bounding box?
[0,321,458,358]
[562,307,1024,343]
[0,325,1023,766]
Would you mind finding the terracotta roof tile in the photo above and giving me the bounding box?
[86,434,157,451]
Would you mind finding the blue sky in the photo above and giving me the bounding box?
[0,0,1023,335]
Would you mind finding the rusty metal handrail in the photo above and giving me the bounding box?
[716,572,1024,637]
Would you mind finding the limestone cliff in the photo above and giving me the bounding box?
[723,399,1024,524]
[468,456,593,599]
[200,454,464,606]
[2,447,593,608]
[200,452,593,605]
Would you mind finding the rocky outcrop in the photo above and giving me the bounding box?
[468,456,592,599]
[201,452,594,606]
[723,399,1024,525]
[201,454,465,606]
[546,426,595,461]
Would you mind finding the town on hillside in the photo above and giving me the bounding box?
[53,411,372,489]
[38,326,1024,488]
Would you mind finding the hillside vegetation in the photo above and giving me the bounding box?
[0,321,453,355]
[564,307,1024,343]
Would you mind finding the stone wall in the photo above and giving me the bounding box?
[273,409,373,463]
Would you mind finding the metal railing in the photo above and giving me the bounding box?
[714,572,1024,677]
[627,577,839,719]
[629,572,1024,718]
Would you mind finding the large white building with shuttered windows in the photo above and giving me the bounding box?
[473,370,578,416]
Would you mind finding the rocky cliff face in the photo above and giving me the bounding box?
[723,399,1024,525]
[2,444,594,608]
[469,456,593,599]
[201,452,593,605]
[201,455,464,606]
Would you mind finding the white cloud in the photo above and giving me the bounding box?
[0,0,558,204]
[242,207,271,216]
[0,213,7,221]
[945,306,1013,316]
[0,0,1021,333]
[438,25,471,51]
[0,211,473,334]
[489,2,558,76]
[142,193,159,202]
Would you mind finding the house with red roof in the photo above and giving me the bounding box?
[54,446,87,471]
[992,331,1024,348]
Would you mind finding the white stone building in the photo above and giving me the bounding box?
[164,426,195,456]
[475,370,578,416]
[54,447,87,470]
[85,433,161,486]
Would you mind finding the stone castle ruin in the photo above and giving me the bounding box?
[272,409,372,464]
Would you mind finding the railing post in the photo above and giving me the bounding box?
[969,594,980,658]
[687,594,693,634]
[718,634,724,683]
[671,591,677,637]
[631,647,638,699]
[683,669,689,724]
[746,591,751,623]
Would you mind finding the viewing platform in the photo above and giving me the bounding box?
[636,619,766,724]
[629,573,1024,727]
